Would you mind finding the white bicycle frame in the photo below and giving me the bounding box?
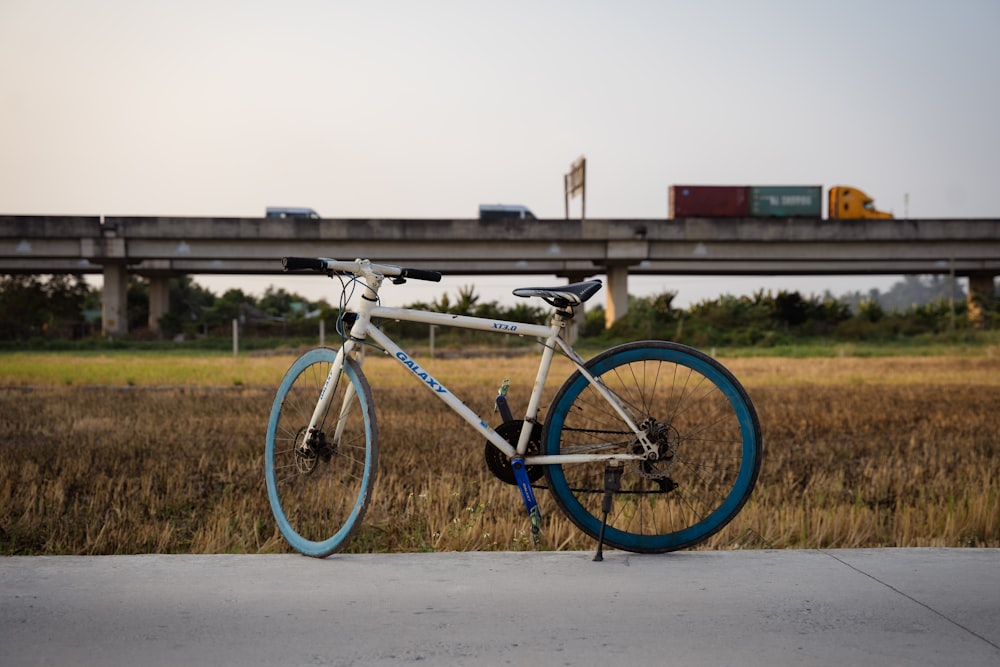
[304,258,655,466]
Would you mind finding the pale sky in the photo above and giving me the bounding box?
[2,1,997,307]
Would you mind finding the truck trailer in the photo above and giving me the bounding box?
[668,185,891,220]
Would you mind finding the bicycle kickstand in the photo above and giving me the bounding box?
[593,461,623,562]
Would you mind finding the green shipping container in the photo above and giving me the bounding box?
[749,186,822,217]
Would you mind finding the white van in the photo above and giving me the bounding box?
[478,204,536,221]
[266,207,321,220]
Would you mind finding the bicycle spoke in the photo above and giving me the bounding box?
[545,341,761,553]
[265,350,378,557]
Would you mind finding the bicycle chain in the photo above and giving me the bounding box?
[549,425,679,494]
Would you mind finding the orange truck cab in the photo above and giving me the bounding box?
[828,186,893,219]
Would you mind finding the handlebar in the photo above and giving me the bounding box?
[281,257,327,272]
[281,257,442,283]
[397,266,443,282]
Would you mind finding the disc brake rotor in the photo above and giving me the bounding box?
[631,418,680,480]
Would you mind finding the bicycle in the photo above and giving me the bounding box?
[265,257,762,559]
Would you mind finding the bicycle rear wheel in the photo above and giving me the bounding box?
[265,348,378,557]
[544,341,761,553]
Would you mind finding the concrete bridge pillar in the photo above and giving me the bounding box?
[604,265,630,328]
[966,272,997,328]
[148,276,171,335]
[101,263,128,337]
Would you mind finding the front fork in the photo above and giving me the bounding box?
[305,343,361,455]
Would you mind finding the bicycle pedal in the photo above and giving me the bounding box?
[528,506,542,546]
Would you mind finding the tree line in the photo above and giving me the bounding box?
[0,273,994,347]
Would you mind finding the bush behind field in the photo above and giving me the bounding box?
[3,272,997,349]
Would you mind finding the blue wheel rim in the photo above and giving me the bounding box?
[545,344,759,552]
[264,348,374,557]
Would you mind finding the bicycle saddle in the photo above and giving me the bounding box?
[512,280,603,308]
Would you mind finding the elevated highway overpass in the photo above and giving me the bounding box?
[2,215,998,335]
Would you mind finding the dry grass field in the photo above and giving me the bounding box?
[1,349,998,554]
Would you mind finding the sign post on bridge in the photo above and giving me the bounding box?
[564,156,586,221]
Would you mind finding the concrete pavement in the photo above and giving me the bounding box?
[2,548,998,666]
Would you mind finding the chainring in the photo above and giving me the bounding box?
[485,420,544,485]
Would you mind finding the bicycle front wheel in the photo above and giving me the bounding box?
[265,348,378,557]
[544,341,761,553]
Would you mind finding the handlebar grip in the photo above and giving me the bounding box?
[282,257,327,272]
[401,267,443,282]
